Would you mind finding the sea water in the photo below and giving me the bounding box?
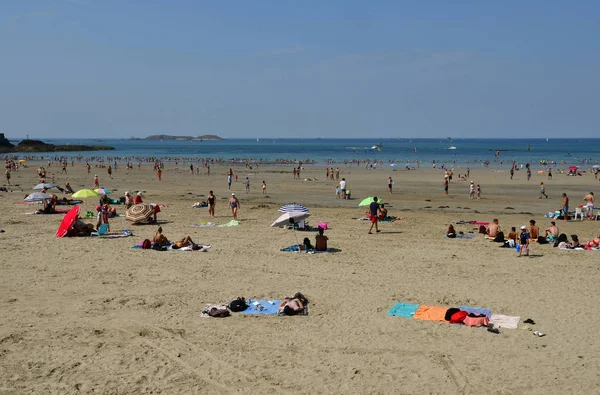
[6,138,600,168]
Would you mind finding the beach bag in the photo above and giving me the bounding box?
[450,311,468,324]
[478,225,486,234]
[463,314,489,327]
[228,297,248,312]
[444,308,460,321]
[141,239,152,249]
[208,307,230,318]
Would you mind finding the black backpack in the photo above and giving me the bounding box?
[228,297,248,312]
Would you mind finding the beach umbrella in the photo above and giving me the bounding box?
[95,188,111,195]
[18,159,27,163]
[72,189,100,199]
[593,165,600,169]
[24,192,51,202]
[568,166,578,172]
[56,205,80,238]
[271,212,310,227]
[125,203,154,223]
[358,197,382,207]
[278,203,309,214]
[33,183,57,190]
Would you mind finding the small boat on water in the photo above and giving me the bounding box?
[447,146,457,150]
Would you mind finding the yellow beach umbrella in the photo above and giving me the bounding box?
[72,189,100,199]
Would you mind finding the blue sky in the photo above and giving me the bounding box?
[1,1,598,139]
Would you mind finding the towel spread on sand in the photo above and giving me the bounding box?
[458,306,492,318]
[413,305,449,322]
[191,222,216,227]
[240,299,281,315]
[218,220,240,227]
[444,234,477,239]
[25,209,70,215]
[490,314,520,329]
[387,302,420,318]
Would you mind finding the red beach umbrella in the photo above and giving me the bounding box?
[568,166,578,172]
[56,205,80,238]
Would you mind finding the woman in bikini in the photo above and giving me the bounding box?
[229,193,240,220]
[278,292,308,316]
[206,190,216,218]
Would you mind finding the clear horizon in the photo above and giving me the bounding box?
[1,1,599,139]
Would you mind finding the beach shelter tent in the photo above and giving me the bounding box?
[56,206,80,237]
[271,212,310,227]
[278,204,309,214]
[24,192,51,202]
[125,203,154,223]
[95,188,111,195]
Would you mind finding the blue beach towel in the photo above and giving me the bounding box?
[458,306,492,318]
[387,302,420,318]
[240,299,281,315]
[280,245,300,252]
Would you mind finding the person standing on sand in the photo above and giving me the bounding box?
[388,177,393,194]
[518,225,530,257]
[227,174,232,190]
[562,193,569,221]
[262,181,266,194]
[368,197,380,234]
[476,184,481,199]
[157,168,162,182]
[229,193,240,220]
[548,168,552,180]
[206,190,216,218]
[340,178,347,199]
[93,174,99,189]
[510,167,514,180]
[245,177,250,193]
[107,166,112,179]
[443,176,449,196]
[5,169,10,185]
[540,182,548,199]
[469,181,475,199]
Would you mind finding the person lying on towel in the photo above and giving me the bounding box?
[153,226,197,249]
[278,293,308,316]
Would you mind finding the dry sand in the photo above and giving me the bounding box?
[1,163,600,394]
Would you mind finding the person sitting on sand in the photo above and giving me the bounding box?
[278,293,307,316]
[585,235,600,250]
[378,204,388,220]
[38,197,57,214]
[124,191,133,209]
[153,226,169,245]
[315,228,328,251]
[153,226,195,248]
[545,221,559,241]
[568,235,582,249]
[133,192,143,205]
[487,219,500,237]
[67,216,94,237]
[507,226,518,243]
[64,182,74,194]
[529,220,540,241]
[446,224,456,238]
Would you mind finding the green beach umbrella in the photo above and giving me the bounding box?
[358,197,381,207]
[72,189,100,199]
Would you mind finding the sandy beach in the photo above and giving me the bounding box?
[1,162,600,394]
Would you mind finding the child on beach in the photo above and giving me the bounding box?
[540,182,548,198]
[476,184,481,199]
[469,181,475,199]
[262,181,266,194]
[518,225,530,257]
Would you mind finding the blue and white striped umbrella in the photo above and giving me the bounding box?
[278,203,309,214]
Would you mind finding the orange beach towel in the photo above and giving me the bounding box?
[413,305,448,322]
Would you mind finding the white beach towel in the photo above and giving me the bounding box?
[490,314,520,329]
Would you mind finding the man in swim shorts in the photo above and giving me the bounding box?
[368,197,380,234]
[562,193,569,221]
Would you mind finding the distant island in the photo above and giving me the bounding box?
[145,134,224,141]
[0,134,115,153]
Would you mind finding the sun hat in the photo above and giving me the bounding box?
[520,226,527,230]
[125,191,130,195]
[232,193,235,195]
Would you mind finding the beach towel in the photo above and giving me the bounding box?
[444,234,477,239]
[281,245,300,252]
[167,244,211,252]
[387,302,420,318]
[489,314,520,329]
[413,305,448,322]
[458,306,492,318]
[56,200,83,205]
[240,299,281,315]
[191,222,215,227]
[218,220,240,227]
[26,209,70,215]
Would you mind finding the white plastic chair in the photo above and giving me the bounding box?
[574,207,585,220]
